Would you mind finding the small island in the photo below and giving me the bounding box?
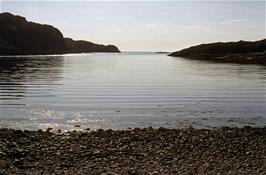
[0,12,120,55]
[169,39,266,65]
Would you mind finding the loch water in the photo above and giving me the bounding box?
[0,53,265,130]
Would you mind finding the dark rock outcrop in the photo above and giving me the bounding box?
[0,12,66,55]
[65,38,120,53]
[0,12,120,55]
[169,39,266,64]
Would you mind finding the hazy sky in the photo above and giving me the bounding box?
[1,1,265,51]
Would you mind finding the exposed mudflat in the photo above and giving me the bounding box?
[0,127,265,174]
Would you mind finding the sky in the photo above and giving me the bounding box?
[0,1,265,52]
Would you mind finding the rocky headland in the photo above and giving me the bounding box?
[0,127,265,174]
[64,38,120,53]
[169,39,266,65]
[0,12,120,55]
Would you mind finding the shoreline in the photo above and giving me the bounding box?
[169,53,266,65]
[0,126,265,174]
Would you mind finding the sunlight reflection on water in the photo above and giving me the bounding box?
[0,53,265,130]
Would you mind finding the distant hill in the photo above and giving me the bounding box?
[169,39,266,64]
[0,12,66,55]
[0,12,120,55]
[65,38,120,53]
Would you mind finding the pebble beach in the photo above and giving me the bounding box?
[0,126,265,174]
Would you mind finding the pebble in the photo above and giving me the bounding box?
[0,127,265,174]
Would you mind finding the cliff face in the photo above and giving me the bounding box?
[0,13,66,55]
[169,39,266,64]
[65,38,120,53]
[0,13,120,55]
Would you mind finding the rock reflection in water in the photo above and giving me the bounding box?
[0,56,63,95]
[0,53,265,130]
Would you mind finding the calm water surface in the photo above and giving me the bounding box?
[0,53,265,130]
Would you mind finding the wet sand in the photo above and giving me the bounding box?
[0,126,265,174]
